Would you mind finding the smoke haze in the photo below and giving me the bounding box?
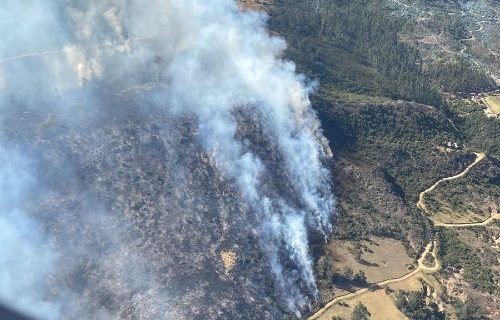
[0,148,61,319]
[0,0,334,318]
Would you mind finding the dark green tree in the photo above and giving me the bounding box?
[351,302,371,320]
[353,270,367,286]
[456,299,489,320]
[342,266,353,280]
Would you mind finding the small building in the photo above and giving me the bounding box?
[442,141,463,149]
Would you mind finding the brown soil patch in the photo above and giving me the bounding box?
[220,250,237,275]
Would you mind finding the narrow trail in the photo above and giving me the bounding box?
[309,152,494,320]
[0,37,152,66]
[458,20,493,54]
[459,36,475,54]
[0,50,61,65]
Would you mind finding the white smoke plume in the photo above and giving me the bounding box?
[0,147,61,319]
[0,0,335,317]
[0,144,178,320]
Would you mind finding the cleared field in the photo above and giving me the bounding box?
[484,95,500,114]
[325,236,414,283]
[315,289,407,320]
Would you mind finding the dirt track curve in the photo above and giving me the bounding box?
[308,239,439,320]
[418,152,485,213]
[309,152,496,320]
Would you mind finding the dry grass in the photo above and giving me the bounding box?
[388,272,447,313]
[484,95,500,114]
[316,289,407,320]
[312,241,443,320]
[315,271,444,319]
[432,209,491,224]
[388,271,442,296]
[326,236,414,283]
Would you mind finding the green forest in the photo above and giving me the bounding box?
[269,0,496,104]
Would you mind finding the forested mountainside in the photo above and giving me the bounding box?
[252,0,500,319]
[0,1,497,320]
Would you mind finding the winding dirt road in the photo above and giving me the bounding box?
[309,151,496,320]
[459,20,493,54]
[417,151,499,228]
[418,152,485,213]
[392,0,496,56]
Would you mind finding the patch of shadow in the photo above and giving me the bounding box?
[358,259,379,267]
[331,277,355,292]
[381,168,405,199]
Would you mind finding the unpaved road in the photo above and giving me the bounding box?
[417,152,485,213]
[434,214,500,228]
[309,152,494,320]
[419,151,499,227]
[459,20,494,54]
[308,241,439,320]
[392,0,495,56]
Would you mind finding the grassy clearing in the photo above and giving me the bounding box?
[484,95,500,114]
[316,289,407,320]
[388,272,442,296]
[326,236,414,284]
[431,210,490,224]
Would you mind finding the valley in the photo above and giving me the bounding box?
[0,1,497,319]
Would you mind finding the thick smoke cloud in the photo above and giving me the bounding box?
[0,0,335,317]
[0,147,61,319]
